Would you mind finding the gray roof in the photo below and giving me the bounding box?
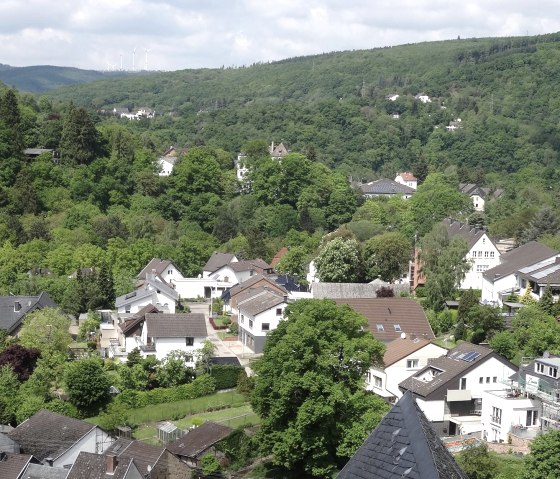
[23,148,53,156]
[115,277,179,308]
[137,258,178,280]
[227,274,287,299]
[512,354,560,392]
[0,433,20,453]
[518,257,560,285]
[338,391,467,479]
[443,218,493,250]
[115,288,155,308]
[0,453,33,479]
[237,290,285,316]
[228,258,272,273]
[23,463,69,479]
[145,313,207,338]
[8,410,95,462]
[312,283,378,299]
[0,292,58,334]
[483,241,558,281]
[459,183,504,200]
[399,343,516,400]
[104,438,165,476]
[167,422,233,459]
[67,451,136,479]
[203,252,236,273]
[359,179,415,196]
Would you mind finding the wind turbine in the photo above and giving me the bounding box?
[145,49,151,71]
[132,48,136,71]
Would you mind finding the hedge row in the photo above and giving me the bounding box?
[210,365,245,390]
[115,374,216,409]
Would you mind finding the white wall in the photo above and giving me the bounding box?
[117,295,155,315]
[158,159,174,176]
[238,302,287,353]
[462,235,501,290]
[54,428,114,468]
[416,398,445,422]
[148,336,206,363]
[455,356,516,399]
[481,275,516,305]
[173,278,233,300]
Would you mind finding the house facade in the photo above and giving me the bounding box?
[459,183,504,212]
[115,276,179,314]
[394,172,418,190]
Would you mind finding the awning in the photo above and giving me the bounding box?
[449,416,483,434]
[447,389,472,401]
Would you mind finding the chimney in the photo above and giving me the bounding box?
[106,454,118,474]
[14,301,21,312]
[45,457,53,467]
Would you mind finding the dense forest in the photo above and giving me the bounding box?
[0,33,560,317]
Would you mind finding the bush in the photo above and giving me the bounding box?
[210,365,244,390]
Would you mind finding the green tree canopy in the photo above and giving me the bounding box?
[19,308,71,356]
[315,237,363,283]
[64,357,110,414]
[250,299,389,477]
[523,429,560,479]
[363,231,412,282]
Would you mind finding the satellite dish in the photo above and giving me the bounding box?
[400,332,406,339]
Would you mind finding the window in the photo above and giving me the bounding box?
[240,315,244,324]
[472,251,477,258]
[527,410,538,426]
[276,308,283,316]
[125,305,131,313]
[249,270,254,277]
[460,378,467,390]
[493,377,497,383]
[479,377,484,384]
[478,251,483,258]
[394,324,402,332]
[249,320,253,329]
[492,406,502,425]
[477,264,489,272]
[185,355,193,363]
[373,375,382,388]
[482,238,486,244]
[185,337,194,346]
[407,359,419,369]
[262,323,270,332]
[376,324,384,332]
[168,269,172,275]
[484,251,489,258]
[536,363,545,374]
[490,252,495,258]
[366,371,371,383]
[486,377,490,383]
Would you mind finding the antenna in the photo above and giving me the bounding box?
[145,49,151,70]
[132,48,136,71]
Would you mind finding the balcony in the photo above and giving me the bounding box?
[510,424,539,440]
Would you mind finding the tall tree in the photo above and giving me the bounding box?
[251,299,389,478]
[59,104,98,165]
[523,429,560,479]
[64,357,110,414]
[315,237,363,283]
[363,231,412,282]
[0,89,24,160]
[19,308,71,357]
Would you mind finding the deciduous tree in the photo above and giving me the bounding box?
[315,237,363,283]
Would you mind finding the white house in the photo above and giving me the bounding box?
[481,242,558,305]
[237,289,288,354]
[138,258,185,284]
[8,410,114,468]
[157,147,178,176]
[358,179,415,199]
[115,275,179,314]
[459,184,504,212]
[446,119,463,131]
[399,343,518,437]
[386,94,400,101]
[367,337,447,401]
[415,93,431,103]
[135,312,207,363]
[394,172,418,190]
[516,256,560,302]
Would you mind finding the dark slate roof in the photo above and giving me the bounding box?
[443,218,491,249]
[120,304,160,336]
[483,241,558,281]
[0,292,58,334]
[334,298,435,343]
[229,258,272,273]
[137,258,177,280]
[67,451,135,479]
[104,438,164,476]
[359,179,416,196]
[518,257,560,285]
[398,343,516,400]
[338,391,467,479]
[203,252,236,273]
[511,354,560,391]
[167,422,233,459]
[145,313,207,338]
[270,274,306,293]
[237,290,285,316]
[459,183,504,200]
[209,357,242,367]
[23,462,69,479]
[8,410,95,461]
[0,452,33,479]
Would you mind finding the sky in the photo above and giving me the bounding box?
[2,0,560,72]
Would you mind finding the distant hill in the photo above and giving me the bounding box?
[0,64,152,93]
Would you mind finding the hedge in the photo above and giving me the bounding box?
[115,374,216,409]
[210,365,245,390]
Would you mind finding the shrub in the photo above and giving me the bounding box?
[210,365,244,390]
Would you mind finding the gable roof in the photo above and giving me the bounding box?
[360,179,416,196]
[104,438,164,476]
[459,183,504,200]
[8,410,95,462]
[334,298,434,343]
[120,304,161,336]
[67,451,135,479]
[270,274,306,292]
[227,274,287,300]
[23,462,69,479]
[518,256,560,286]
[228,258,272,274]
[115,277,179,309]
[0,292,58,334]
[396,172,417,181]
[203,252,236,273]
[237,289,285,316]
[383,337,443,367]
[137,258,178,280]
[167,422,233,459]
[338,391,467,479]
[399,342,516,400]
[443,218,494,250]
[0,452,34,479]
[0,432,20,454]
[145,313,207,338]
[483,241,558,281]
[312,283,378,299]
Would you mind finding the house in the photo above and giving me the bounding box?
[115,275,179,314]
[8,410,114,468]
[334,298,435,343]
[136,107,155,119]
[459,183,504,212]
[399,342,518,437]
[235,141,290,183]
[386,93,400,101]
[23,462,70,479]
[133,312,207,362]
[367,336,447,402]
[137,258,184,285]
[167,422,233,468]
[237,288,288,354]
[67,452,142,479]
[211,259,273,285]
[103,438,191,479]
[113,107,130,118]
[359,179,416,199]
[394,172,418,190]
[0,292,58,335]
[157,147,179,176]
[516,255,560,302]
[446,119,463,131]
[0,431,19,454]
[0,452,38,479]
[481,241,558,305]
[415,93,432,103]
[338,391,467,479]
[269,141,290,159]
[202,252,238,279]
[224,274,288,314]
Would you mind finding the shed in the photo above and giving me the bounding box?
[158,422,183,444]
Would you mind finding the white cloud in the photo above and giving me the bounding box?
[1,0,560,70]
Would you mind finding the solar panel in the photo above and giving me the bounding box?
[462,352,481,362]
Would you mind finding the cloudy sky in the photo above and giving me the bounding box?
[2,0,560,71]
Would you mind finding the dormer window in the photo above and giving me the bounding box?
[13,301,21,312]
[394,324,402,332]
